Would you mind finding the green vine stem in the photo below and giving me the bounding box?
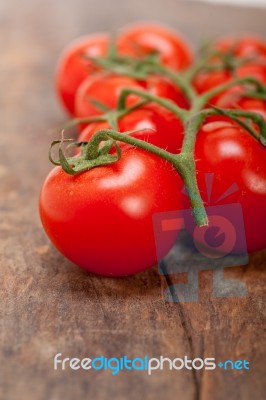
[141,63,266,112]
[116,76,266,118]
[51,45,266,230]
[208,107,266,145]
[90,46,266,120]
[117,80,266,131]
[194,77,266,111]
[90,47,266,108]
[51,85,266,227]
[152,63,197,102]
[50,127,209,227]
[117,87,189,121]
[183,50,256,82]
[56,99,149,132]
[184,107,266,146]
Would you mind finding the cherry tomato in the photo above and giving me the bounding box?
[55,23,193,115]
[79,104,184,153]
[55,34,109,115]
[117,22,193,70]
[39,148,183,276]
[183,119,266,253]
[74,72,189,125]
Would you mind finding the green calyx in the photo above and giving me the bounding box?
[49,136,122,175]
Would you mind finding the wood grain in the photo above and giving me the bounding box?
[0,0,265,399]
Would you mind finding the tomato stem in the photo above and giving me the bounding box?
[196,77,266,110]
[51,43,266,229]
[55,128,209,226]
[188,107,266,144]
[183,48,256,82]
[116,84,266,145]
[117,87,188,121]
[55,99,149,132]
[91,48,266,114]
[151,63,197,102]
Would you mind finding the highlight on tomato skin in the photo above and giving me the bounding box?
[39,149,184,277]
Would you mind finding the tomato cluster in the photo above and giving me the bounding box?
[56,23,192,116]
[40,23,266,277]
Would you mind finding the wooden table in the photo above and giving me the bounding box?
[1,0,265,399]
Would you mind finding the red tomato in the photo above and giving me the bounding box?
[39,148,183,276]
[55,34,109,115]
[74,72,189,126]
[79,104,184,153]
[117,22,193,70]
[183,119,266,253]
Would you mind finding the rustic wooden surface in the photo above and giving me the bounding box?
[0,0,266,399]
